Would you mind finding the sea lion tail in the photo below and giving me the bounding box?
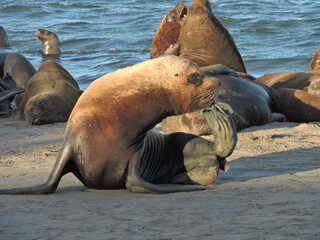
[0,144,72,195]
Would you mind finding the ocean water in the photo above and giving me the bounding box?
[1,0,319,90]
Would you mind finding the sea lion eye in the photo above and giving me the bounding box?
[188,73,202,85]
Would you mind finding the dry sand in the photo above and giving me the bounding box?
[0,116,319,240]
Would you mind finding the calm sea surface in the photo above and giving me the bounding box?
[1,0,319,89]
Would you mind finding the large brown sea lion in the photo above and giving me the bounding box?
[309,47,320,71]
[15,60,82,125]
[178,0,246,72]
[255,71,320,90]
[36,28,61,55]
[162,65,285,134]
[0,56,238,194]
[150,2,187,58]
[0,26,9,47]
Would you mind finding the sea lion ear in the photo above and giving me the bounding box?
[188,73,202,85]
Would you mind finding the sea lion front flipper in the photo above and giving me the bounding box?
[0,72,25,103]
[0,72,17,90]
[202,103,238,159]
[0,87,25,103]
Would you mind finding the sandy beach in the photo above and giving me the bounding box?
[1,115,319,240]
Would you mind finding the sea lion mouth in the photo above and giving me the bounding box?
[25,104,54,125]
[179,5,188,19]
[30,114,49,125]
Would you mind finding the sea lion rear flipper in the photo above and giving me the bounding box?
[0,144,72,195]
[0,87,25,103]
[126,151,205,194]
[0,72,25,103]
[0,72,17,90]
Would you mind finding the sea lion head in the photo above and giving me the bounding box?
[36,28,61,55]
[150,2,187,58]
[24,93,70,125]
[159,56,220,114]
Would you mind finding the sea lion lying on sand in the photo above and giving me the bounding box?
[255,71,320,90]
[15,60,82,125]
[162,64,286,134]
[0,52,36,112]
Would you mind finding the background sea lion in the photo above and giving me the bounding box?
[0,52,36,89]
[36,28,61,55]
[178,0,246,72]
[162,66,285,134]
[0,56,238,195]
[255,71,320,90]
[0,52,36,112]
[15,60,82,125]
[309,47,320,71]
[271,88,320,122]
[0,26,9,47]
[0,87,24,113]
[305,79,320,95]
[150,2,187,58]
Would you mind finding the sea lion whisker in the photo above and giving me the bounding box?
[184,89,217,110]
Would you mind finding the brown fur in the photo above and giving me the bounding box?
[63,56,220,189]
[36,28,61,55]
[256,71,320,90]
[178,0,246,72]
[150,2,187,58]
[272,88,320,122]
[310,47,320,71]
[15,60,82,125]
[1,52,36,88]
[162,71,286,134]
